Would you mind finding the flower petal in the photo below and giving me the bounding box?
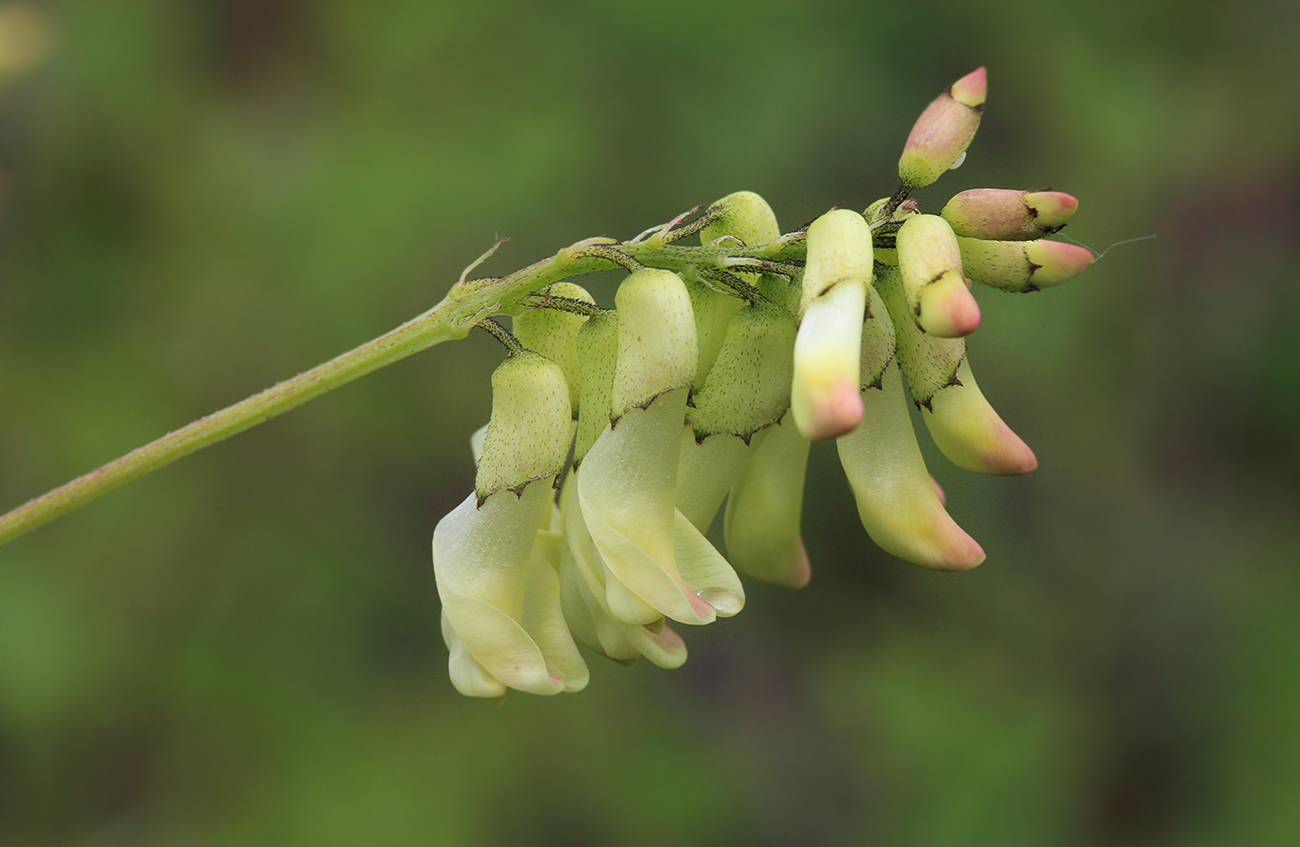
[723,415,813,588]
[578,390,719,625]
[441,610,507,700]
[433,487,564,695]
[673,508,745,617]
[921,357,1037,475]
[836,362,985,570]
[521,547,589,692]
[675,425,766,532]
[559,482,690,669]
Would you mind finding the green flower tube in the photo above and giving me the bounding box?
[723,415,813,588]
[836,359,985,570]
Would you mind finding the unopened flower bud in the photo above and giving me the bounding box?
[897,214,981,338]
[957,237,1094,293]
[941,189,1078,240]
[792,209,873,441]
[701,190,781,252]
[898,67,986,189]
[475,351,573,503]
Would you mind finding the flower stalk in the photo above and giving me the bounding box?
[0,235,807,547]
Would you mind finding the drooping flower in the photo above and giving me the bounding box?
[433,349,587,698]
[558,480,691,668]
[676,298,796,531]
[723,414,813,588]
[574,267,744,626]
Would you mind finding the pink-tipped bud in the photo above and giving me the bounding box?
[918,273,981,338]
[792,210,872,441]
[898,68,986,189]
[941,189,1079,240]
[957,237,1095,293]
[1025,240,1095,286]
[896,214,980,338]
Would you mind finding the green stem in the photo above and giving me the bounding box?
[0,230,806,548]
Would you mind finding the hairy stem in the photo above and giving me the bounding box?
[0,230,808,547]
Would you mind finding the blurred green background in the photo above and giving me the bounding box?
[2,0,1298,844]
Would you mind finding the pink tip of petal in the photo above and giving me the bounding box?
[686,589,717,621]
[801,377,864,441]
[883,515,986,571]
[947,291,981,337]
[951,67,987,108]
[1029,241,1095,287]
[992,427,1039,475]
[787,540,813,589]
[644,622,685,652]
[930,476,947,506]
[1045,240,1095,271]
[942,533,987,571]
[1034,191,1079,220]
[919,275,981,338]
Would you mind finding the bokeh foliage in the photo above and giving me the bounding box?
[2,0,1298,844]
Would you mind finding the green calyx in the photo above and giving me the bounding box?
[515,282,597,413]
[875,263,965,410]
[687,299,796,442]
[573,311,620,465]
[610,268,698,416]
[475,350,574,503]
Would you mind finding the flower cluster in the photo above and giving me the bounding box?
[433,68,1093,699]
